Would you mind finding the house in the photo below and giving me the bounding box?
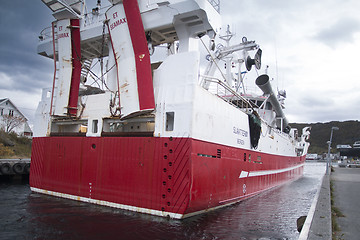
[0,98,33,137]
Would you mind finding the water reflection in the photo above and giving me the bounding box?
[1,162,325,240]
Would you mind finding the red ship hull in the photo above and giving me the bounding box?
[30,136,304,218]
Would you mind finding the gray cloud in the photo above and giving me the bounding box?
[0,1,55,106]
[0,0,359,124]
[314,17,360,48]
[299,95,334,107]
[0,60,53,93]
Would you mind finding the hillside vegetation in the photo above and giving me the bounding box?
[0,130,32,158]
[290,120,360,154]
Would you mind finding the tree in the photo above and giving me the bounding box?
[0,114,26,133]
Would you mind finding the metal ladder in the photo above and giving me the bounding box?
[80,59,93,84]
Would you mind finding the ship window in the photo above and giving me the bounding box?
[248,154,251,163]
[0,108,3,115]
[244,153,246,162]
[166,112,174,131]
[92,120,98,133]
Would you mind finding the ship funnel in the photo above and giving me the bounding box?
[255,74,290,132]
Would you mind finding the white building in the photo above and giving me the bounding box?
[0,98,32,137]
[306,153,319,160]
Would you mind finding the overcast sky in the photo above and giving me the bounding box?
[1,0,360,125]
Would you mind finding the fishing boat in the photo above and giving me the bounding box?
[30,0,310,219]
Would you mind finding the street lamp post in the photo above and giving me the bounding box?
[326,126,339,175]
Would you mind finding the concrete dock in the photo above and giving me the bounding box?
[331,167,360,239]
[299,166,360,240]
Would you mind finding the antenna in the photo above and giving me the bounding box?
[274,39,279,90]
[219,25,234,47]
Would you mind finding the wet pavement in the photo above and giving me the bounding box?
[331,167,360,240]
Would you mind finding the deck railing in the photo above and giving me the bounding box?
[200,75,257,111]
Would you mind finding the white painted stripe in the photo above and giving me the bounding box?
[30,187,261,220]
[182,196,253,219]
[30,164,304,220]
[239,171,249,178]
[30,187,183,219]
[248,163,305,177]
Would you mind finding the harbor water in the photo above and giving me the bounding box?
[0,162,325,240]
